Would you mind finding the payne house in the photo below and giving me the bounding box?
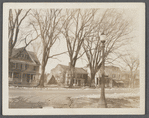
[51,64,88,86]
[9,47,40,85]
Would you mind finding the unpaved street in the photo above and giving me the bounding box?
[9,87,140,108]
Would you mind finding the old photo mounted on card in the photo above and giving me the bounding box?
[3,3,145,115]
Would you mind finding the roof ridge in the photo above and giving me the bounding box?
[59,64,84,69]
[14,47,35,53]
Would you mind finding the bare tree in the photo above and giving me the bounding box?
[121,52,139,88]
[61,9,98,87]
[30,40,42,58]
[30,9,65,87]
[82,9,133,87]
[9,9,31,59]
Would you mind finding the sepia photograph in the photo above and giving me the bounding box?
[3,3,145,115]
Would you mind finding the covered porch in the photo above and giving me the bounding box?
[9,71,39,85]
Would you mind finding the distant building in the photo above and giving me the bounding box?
[47,74,57,85]
[51,64,88,86]
[133,70,140,88]
[121,70,140,88]
[121,71,131,87]
[9,47,40,85]
[95,66,124,88]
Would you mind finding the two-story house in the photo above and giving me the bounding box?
[95,66,124,88]
[51,64,88,86]
[9,47,40,85]
[121,70,140,88]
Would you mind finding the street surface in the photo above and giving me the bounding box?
[9,87,140,108]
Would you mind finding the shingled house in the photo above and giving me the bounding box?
[9,47,40,85]
[51,64,88,86]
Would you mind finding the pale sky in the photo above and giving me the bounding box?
[15,8,143,74]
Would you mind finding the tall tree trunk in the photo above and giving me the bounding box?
[132,76,134,88]
[69,66,74,88]
[89,73,95,87]
[9,40,13,74]
[130,70,133,88]
[38,63,46,87]
[38,51,47,88]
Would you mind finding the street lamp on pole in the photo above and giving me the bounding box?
[98,32,107,108]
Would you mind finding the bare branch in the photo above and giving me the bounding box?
[48,51,68,58]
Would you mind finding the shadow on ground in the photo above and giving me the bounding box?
[69,97,140,108]
[9,96,140,108]
[9,97,44,108]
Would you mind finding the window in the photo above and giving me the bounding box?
[23,74,26,78]
[34,66,36,71]
[25,64,28,69]
[22,64,25,70]
[20,64,22,69]
[11,62,15,69]
[16,63,18,69]
[14,72,20,78]
[9,72,12,78]
[16,63,21,69]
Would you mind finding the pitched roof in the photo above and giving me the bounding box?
[11,47,24,57]
[105,66,121,71]
[27,51,40,65]
[105,66,120,69]
[11,47,40,65]
[58,64,88,74]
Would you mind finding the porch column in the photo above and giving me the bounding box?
[32,75,34,80]
[77,80,79,85]
[69,79,71,84]
[83,79,85,86]
[21,73,23,83]
[29,74,31,83]
[73,79,75,86]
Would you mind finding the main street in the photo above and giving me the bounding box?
[9,87,139,108]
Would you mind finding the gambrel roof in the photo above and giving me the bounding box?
[11,47,40,65]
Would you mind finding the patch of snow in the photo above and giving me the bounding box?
[72,92,140,99]
[42,106,54,109]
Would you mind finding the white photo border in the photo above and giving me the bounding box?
[3,2,145,115]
